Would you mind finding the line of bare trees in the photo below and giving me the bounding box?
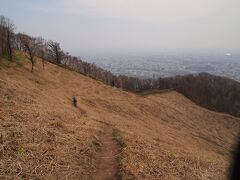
[0,15,161,92]
[158,73,240,117]
[61,54,158,91]
[0,15,65,72]
[0,15,160,92]
[1,15,240,117]
[0,15,15,61]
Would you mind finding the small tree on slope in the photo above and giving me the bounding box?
[18,33,38,72]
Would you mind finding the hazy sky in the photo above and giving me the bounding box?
[1,0,240,54]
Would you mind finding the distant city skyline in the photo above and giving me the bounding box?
[1,0,240,54]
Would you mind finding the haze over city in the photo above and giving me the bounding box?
[1,0,240,54]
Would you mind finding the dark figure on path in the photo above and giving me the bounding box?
[111,80,115,87]
[73,97,77,107]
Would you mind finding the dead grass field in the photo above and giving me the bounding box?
[0,56,239,179]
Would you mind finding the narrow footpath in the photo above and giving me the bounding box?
[92,128,119,180]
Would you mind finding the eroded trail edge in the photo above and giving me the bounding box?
[93,127,120,180]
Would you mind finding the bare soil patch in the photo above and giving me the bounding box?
[93,128,120,180]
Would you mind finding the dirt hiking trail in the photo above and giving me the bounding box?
[93,128,120,180]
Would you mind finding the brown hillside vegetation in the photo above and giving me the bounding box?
[0,57,240,179]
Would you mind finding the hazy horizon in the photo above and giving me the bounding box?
[1,0,240,55]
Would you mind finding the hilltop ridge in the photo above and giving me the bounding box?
[0,57,239,179]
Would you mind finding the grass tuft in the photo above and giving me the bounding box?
[112,128,135,180]
[112,128,126,149]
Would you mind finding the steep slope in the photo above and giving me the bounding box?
[0,58,239,179]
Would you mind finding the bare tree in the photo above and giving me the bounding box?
[0,16,15,61]
[18,33,38,72]
[47,41,63,64]
[0,16,5,57]
[36,37,48,69]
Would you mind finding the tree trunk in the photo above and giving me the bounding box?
[31,58,34,72]
[7,30,12,61]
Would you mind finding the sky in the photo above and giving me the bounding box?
[0,0,240,55]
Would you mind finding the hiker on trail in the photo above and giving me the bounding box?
[111,80,115,87]
[73,97,77,107]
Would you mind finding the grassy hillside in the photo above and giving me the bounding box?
[0,56,239,179]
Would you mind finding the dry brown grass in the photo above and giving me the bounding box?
[0,56,239,179]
